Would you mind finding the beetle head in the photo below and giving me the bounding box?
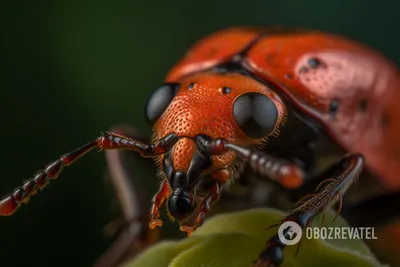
[145,72,287,221]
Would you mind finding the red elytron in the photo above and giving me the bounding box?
[1,27,399,267]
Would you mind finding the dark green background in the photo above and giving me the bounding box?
[1,0,398,266]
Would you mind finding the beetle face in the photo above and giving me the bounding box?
[160,136,213,220]
[146,72,286,221]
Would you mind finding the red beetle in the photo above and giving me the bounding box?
[1,27,399,267]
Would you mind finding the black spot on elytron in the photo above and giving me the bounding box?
[380,114,390,127]
[308,58,321,69]
[145,83,181,124]
[221,87,231,94]
[299,66,309,74]
[284,73,293,80]
[329,100,340,119]
[233,93,278,139]
[358,99,368,112]
[188,82,195,90]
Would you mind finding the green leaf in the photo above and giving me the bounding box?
[124,208,383,267]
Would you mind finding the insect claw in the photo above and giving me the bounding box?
[149,218,163,229]
[180,225,197,236]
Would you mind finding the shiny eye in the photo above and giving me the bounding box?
[233,92,278,138]
[145,83,181,124]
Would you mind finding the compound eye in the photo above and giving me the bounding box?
[145,83,181,124]
[233,92,278,138]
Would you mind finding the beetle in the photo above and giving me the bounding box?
[1,27,400,267]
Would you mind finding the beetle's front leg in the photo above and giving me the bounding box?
[253,154,364,267]
[149,180,171,229]
[180,178,223,236]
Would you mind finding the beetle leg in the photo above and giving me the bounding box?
[180,180,222,236]
[94,125,159,267]
[0,131,179,216]
[149,180,171,228]
[253,153,364,267]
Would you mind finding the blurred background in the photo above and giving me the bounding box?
[1,0,399,266]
